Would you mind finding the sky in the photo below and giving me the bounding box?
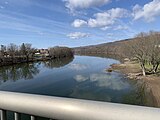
[0,0,160,48]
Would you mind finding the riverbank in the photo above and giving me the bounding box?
[0,46,74,67]
[109,59,160,107]
[0,55,74,67]
[0,57,52,67]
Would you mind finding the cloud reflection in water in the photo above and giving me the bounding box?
[68,64,87,71]
[74,75,88,82]
[74,73,130,91]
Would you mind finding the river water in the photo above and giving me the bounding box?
[0,56,144,119]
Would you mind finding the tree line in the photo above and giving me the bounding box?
[73,31,160,76]
[48,46,74,59]
[0,43,35,65]
[0,43,74,66]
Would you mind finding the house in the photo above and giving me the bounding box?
[34,49,49,58]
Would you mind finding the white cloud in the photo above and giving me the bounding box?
[71,8,129,29]
[74,75,88,82]
[114,25,129,30]
[133,0,160,22]
[68,63,87,70]
[106,33,114,36]
[67,32,90,39]
[63,0,111,14]
[101,26,111,30]
[72,19,87,27]
[88,8,128,28]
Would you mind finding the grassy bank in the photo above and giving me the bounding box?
[109,59,160,107]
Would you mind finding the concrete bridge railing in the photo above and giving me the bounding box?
[0,91,160,120]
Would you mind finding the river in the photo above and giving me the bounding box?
[0,56,145,119]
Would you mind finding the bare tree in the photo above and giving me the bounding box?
[125,31,160,76]
[0,45,7,63]
[0,45,7,57]
[20,43,26,57]
[20,43,35,62]
[147,31,160,73]
[127,32,151,76]
[7,43,18,63]
[48,46,73,58]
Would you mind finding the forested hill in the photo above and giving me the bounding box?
[73,38,134,58]
[73,31,160,63]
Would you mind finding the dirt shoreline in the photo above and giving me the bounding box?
[109,60,160,108]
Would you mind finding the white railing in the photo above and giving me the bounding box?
[0,91,160,120]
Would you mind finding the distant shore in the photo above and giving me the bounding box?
[0,57,52,67]
[0,55,74,67]
[108,59,160,107]
[0,46,74,67]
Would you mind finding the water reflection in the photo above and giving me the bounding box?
[68,63,87,71]
[43,57,74,69]
[0,56,145,106]
[90,73,130,90]
[0,57,74,83]
[0,63,40,82]
[74,75,88,82]
[74,73,130,91]
[70,87,112,102]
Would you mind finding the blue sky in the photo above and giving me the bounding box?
[0,0,160,48]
